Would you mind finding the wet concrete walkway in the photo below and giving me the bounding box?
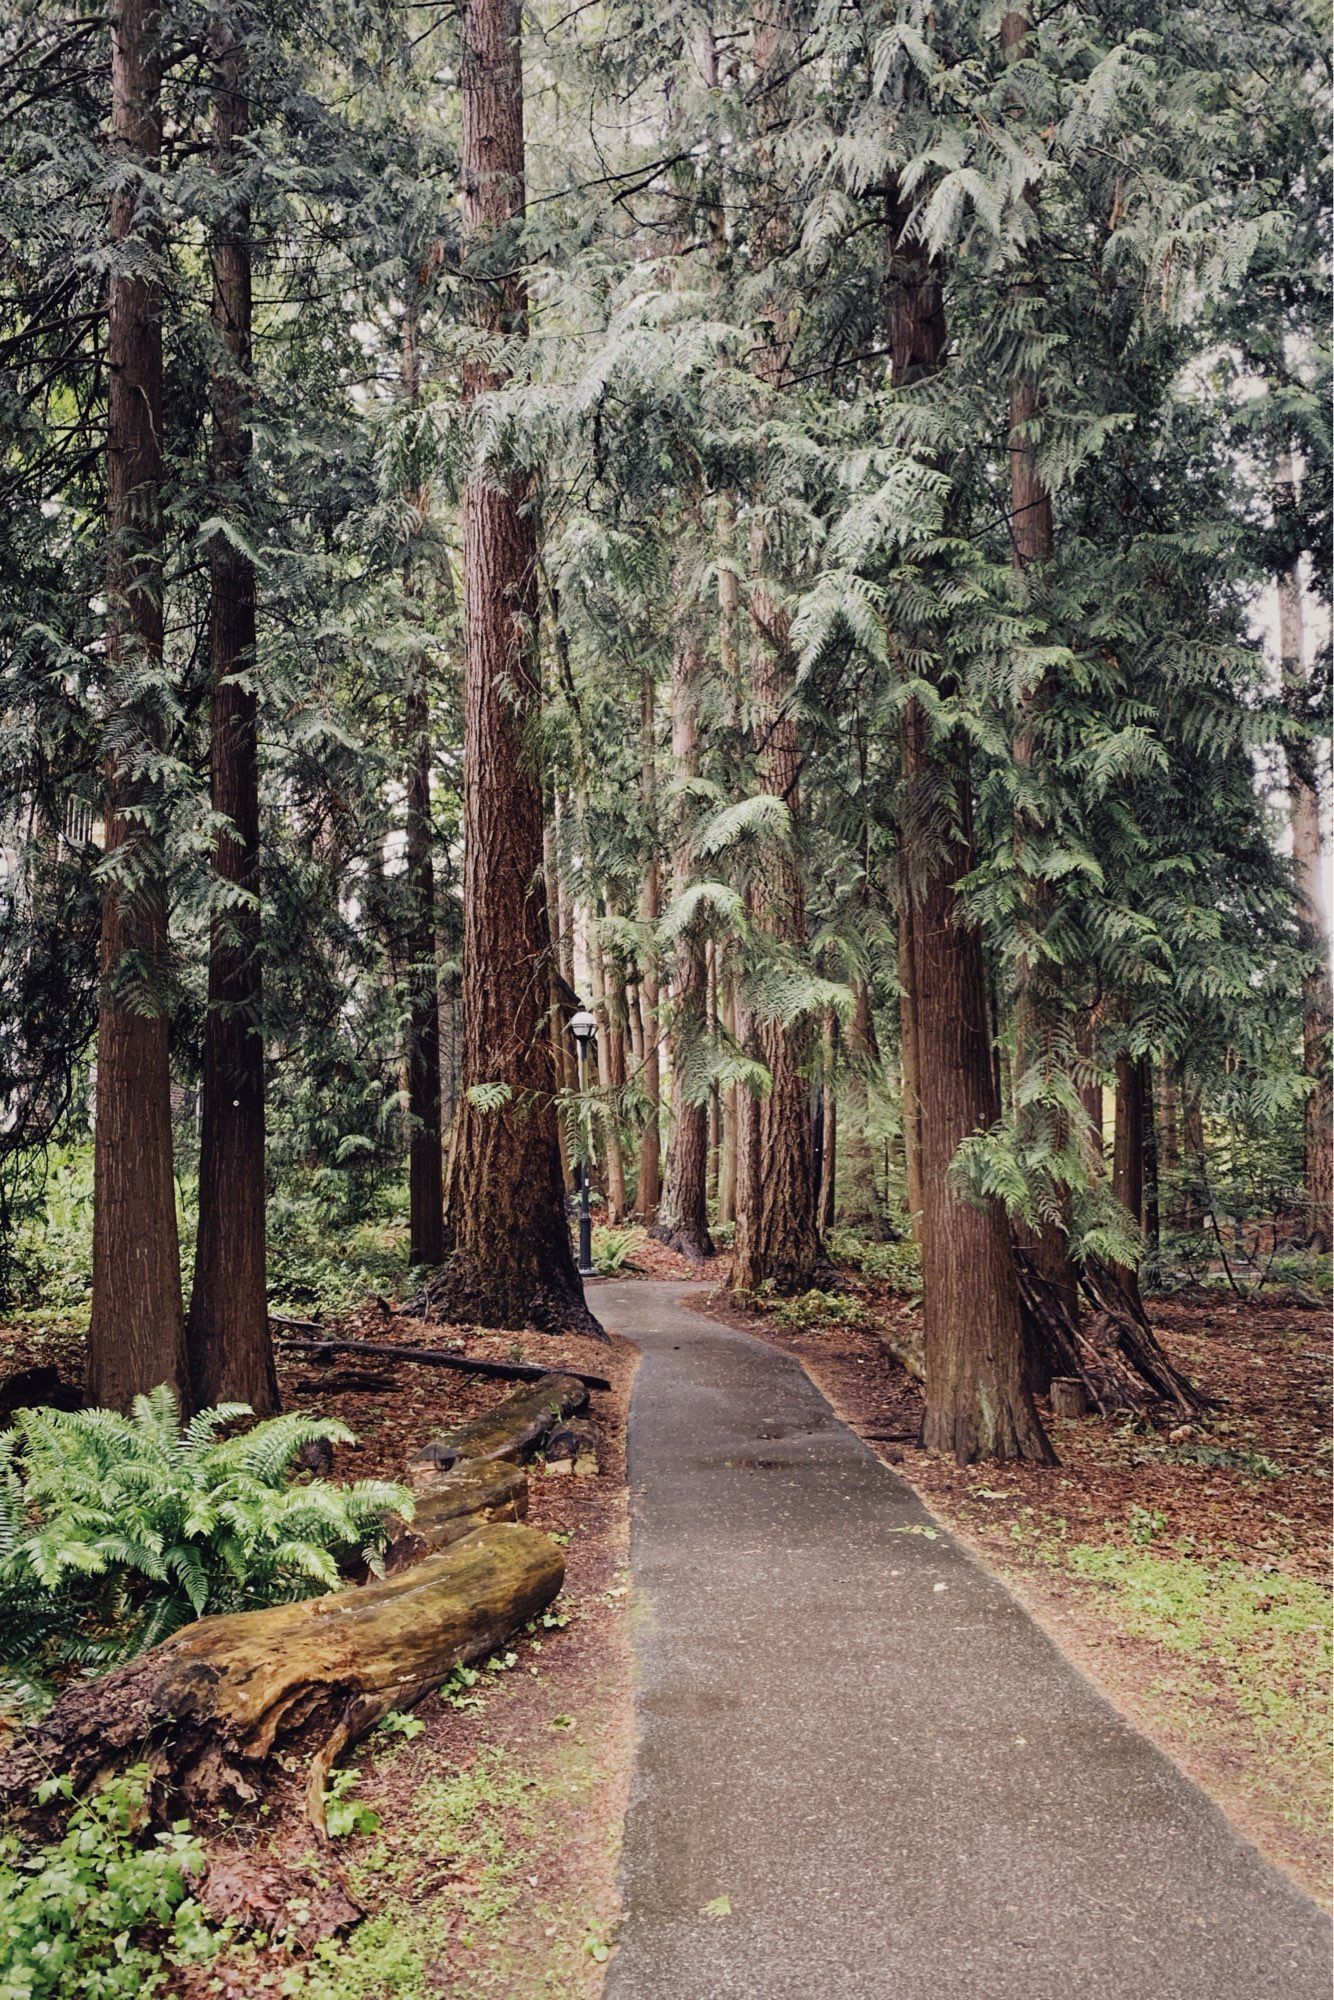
[597,1279,1330,2000]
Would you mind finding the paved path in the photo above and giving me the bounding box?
[597,1279,1330,2000]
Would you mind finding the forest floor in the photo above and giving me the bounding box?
[0,1238,1328,1983]
[717,1277,1333,1907]
[0,1299,642,1999]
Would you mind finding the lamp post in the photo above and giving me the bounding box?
[569,1007,597,1277]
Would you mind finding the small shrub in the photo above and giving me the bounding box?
[0,1767,219,2000]
[590,1225,639,1275]
[772,1288,870,1331]
[826,1228,922,1297]
[1127,1504,1167,1545]
[0,1386,410,1671]
[323,1768,382,1840]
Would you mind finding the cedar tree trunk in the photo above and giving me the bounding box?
[730,0,821,1296]
[888,171,1050,1462]
[654,639,715,1262]
[189,9,275,1412]
[437,0,593,1332]
[1112,1051,1146,1306]
[89,0,187,1412]
[1275,450,1332,1250]
[638,674,663,1214]
[905,707,1053,1463]
[400,298,445,1268]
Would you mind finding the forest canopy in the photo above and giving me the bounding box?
[0,0,1329,1461]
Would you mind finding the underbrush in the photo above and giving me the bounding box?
[0,1387,408,1713]
[825,1228,922,1297]
[0,1767,219,1999]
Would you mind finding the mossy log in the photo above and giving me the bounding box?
[381,1458,526,1571]
[0,1522,562,1830]
[409,1372,589,1484]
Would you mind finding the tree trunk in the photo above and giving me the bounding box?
[1001,1,1080,1317]
[1112,1051,1146,1306]
[189,8,275,1413]
[1158,1062,1181,1201]
[89,0,187,1413]
[730,0,821,1298]
[399,300,445,1270]
[718,971,738,1227]
[588,910,627,1222]
[905,707,1053,1464]
[730,579,820,1295]
[839,978,880,1231]
[887,165,1049,1462]
[638,672,663,1214]
[436,0,593,1332]
[818,1011,838,1233]
[1182,1087,1206,1230]
[1275,449,1332,1251]
[707,941,721,1205]
[898,869,924,1243]
[653,640,714,1262]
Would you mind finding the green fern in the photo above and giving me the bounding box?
[0,1389,411,1677]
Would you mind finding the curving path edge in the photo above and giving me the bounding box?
[598,1279,1330,2000]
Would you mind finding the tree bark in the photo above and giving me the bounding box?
[189,7,275,1414]
[436,0,593,1332]
[718,970,738,1226]
[818,1010,838,1232]
[400,301,445,1269]
[905,707,1053,1463]
[887,165,1050,1462]
[839,978,880,1231]
[654,640,715,1262]
[897,911,924,1240]
[637,672,663,1214]
[1000,4,1079,1317]
[730,0,821,1297]
[410,1371,589,1475]
[588,906,627,1221]
[89,0,187,1413]
[1275,450,1332,1251]
[1112,1051,1146,1305]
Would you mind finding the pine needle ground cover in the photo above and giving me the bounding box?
[730,1273,1333,1905]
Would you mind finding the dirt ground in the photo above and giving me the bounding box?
[714,1278,1332,1907]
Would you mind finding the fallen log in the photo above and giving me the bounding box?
[277,1334,610,1395]
[410,1372,589,1484]
[380,1459,527,1572]
[0,1522,563,1832]
[544,1416,600,1476]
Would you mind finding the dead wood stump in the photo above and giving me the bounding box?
[1049,1376,1090,1419]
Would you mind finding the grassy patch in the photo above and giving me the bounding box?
[284,1737,607,2000]
[1045,1542,1332,1837]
